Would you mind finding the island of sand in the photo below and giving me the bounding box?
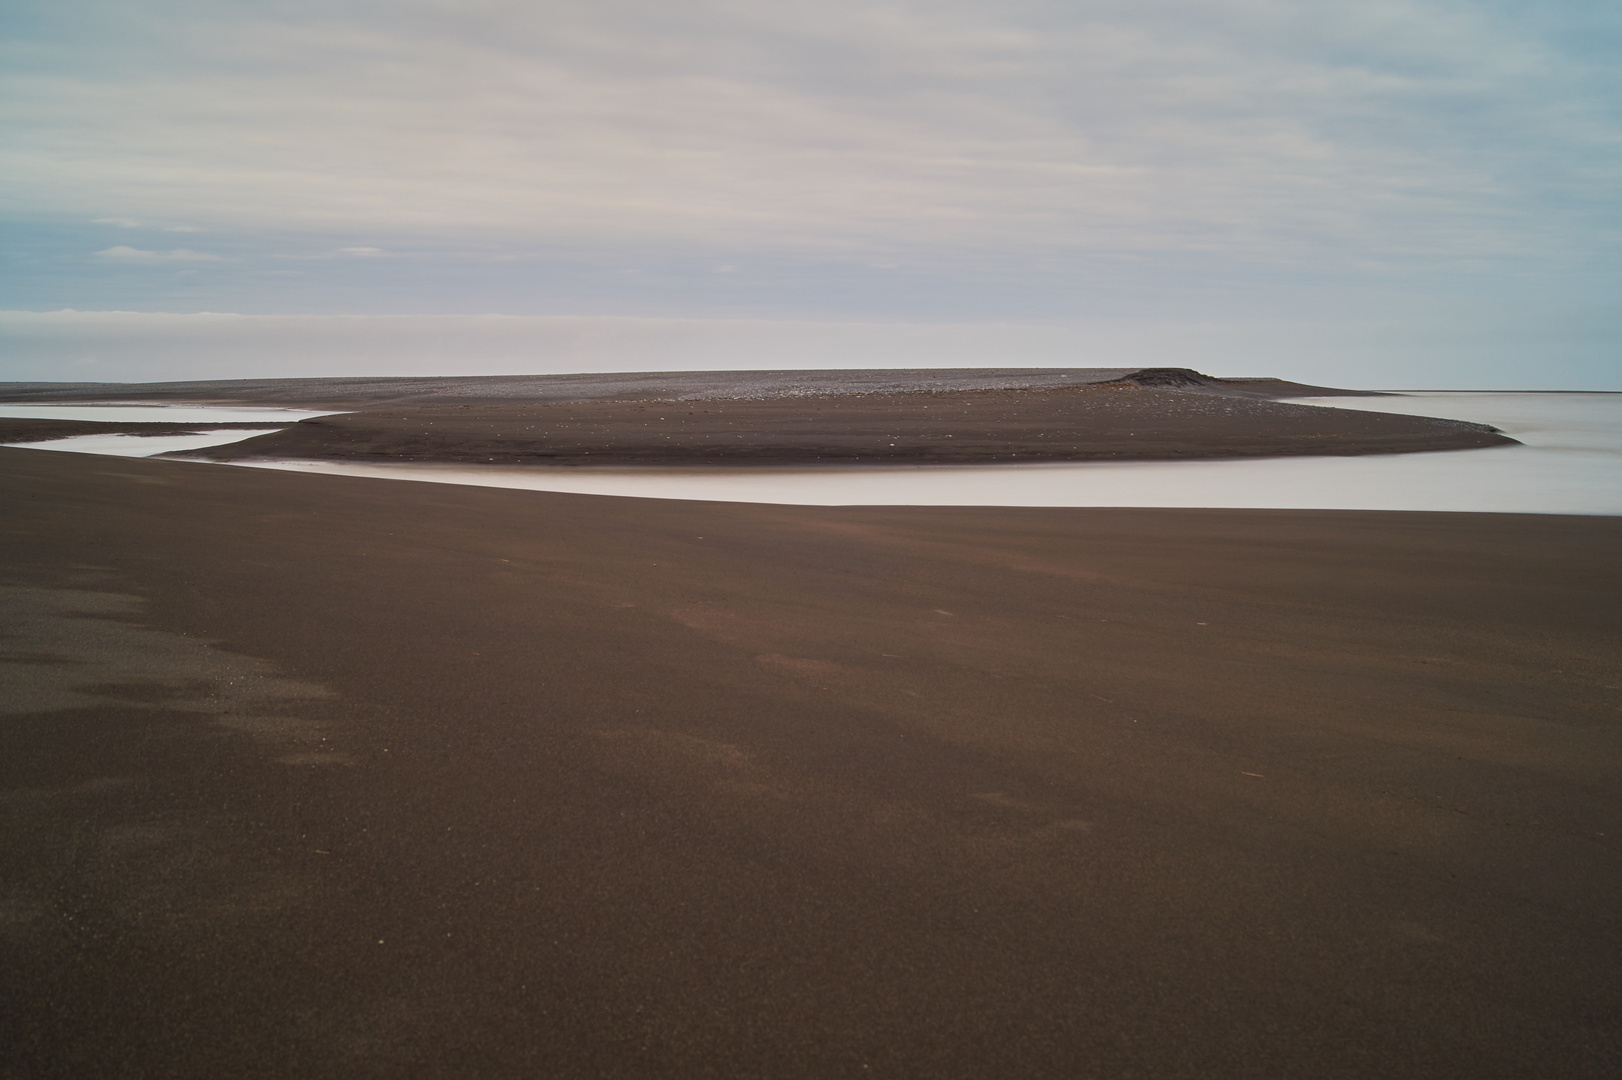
[0,367,1513,465]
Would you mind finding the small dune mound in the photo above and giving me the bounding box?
[1114,368,1219,389]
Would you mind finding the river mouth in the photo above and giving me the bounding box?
[4,392,1617,515]
[0,402,342,458]
[4,429,287,457]
[228,392,1620,515]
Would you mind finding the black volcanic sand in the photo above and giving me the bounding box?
[190,383,1509,467]
[0,418,281,443]
[3,446,1618,1079]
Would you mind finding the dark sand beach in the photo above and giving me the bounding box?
[3,443,1618,1078]
[0,419,280,444]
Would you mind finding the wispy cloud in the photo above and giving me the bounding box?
[91,217,201,232]
[2,2,1618,385]
[269,246,398,259]
[6,1,1616,268]
[93,245,224,264]
[3,308,1615,389]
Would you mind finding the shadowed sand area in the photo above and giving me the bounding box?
[0,418,286,443]
[2,445,1618,1078]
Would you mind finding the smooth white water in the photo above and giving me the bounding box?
[4,429,287,457]
[1285,392,1621,457]
[7,392,1617,515]
[0,401,338,458]
[232,393,1621,516]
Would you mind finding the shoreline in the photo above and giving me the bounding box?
[0,369,1511,468]
[0,418,285,443]
[3,444,1618,1077]
[181,383,1510,468]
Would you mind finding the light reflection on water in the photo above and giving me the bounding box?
[5,430,286,457]
[238,394,1621,516]
[0,401,335,459]
[1286,393,1622,456]
[5,392,1618,515]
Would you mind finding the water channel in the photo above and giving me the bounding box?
[3,392,1617,515]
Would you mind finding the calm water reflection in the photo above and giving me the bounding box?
[7,392,1618,515]
[0,401,336,459]
[4,429,286,457]
[240,393,1622,516]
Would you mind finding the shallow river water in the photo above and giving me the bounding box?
[0,402,339,458]
[4,393,1618,515]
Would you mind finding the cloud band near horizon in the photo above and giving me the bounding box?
[1,1,1618,386]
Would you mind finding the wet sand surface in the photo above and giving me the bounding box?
[2,446,1618,1078]
[0,419,286,444]
[190,384,1507,467]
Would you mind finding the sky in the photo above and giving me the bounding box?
[2,0,1618,387]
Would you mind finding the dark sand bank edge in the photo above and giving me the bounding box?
[175,382,1510,468]
[3,445,1618,1078]
[1,368,1503,466]
[0,418,288,443]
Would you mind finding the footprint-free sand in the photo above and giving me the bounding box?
[2,443,1617,1078]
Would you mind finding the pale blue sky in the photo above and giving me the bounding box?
[2,0,1618,386]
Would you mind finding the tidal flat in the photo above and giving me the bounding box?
[1,370,1618,1078]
